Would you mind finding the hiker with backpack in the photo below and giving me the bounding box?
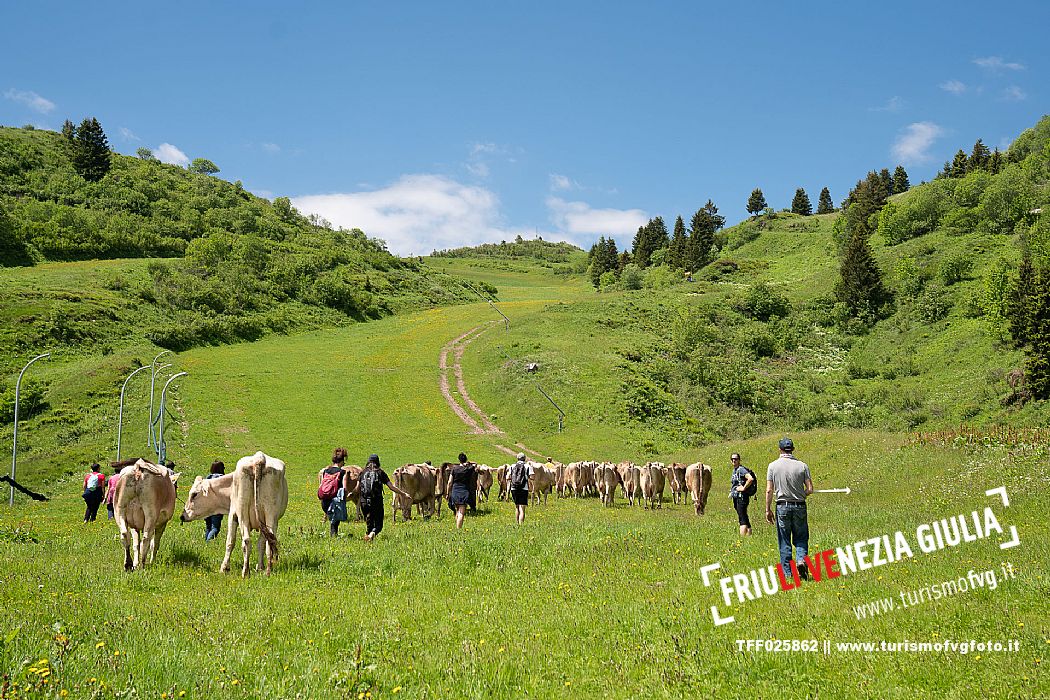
[359,454,410,541]
[729,453,757,536]
[447,452,477,529]
[318,448,350,537]
[82,463,106,522]
[507,453,533,524]
[104,463,122,520]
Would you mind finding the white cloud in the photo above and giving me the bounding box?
[154,143,189,166]
[870,96,904,112]
[973,56,1025,71]
[464,141,520,179]
[292,174,515,256]
[261,142,280,153]
[546,197,648,238]
[891,122,945,165]
[3,88,55,114]
[1002,85,1027,101]
[119,127,140,142]
[465,161,490,177]
[940,80,967,95]
[549,174,576,191]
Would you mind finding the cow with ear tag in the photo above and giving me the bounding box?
[113,459,181,571]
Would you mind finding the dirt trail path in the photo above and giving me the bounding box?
[439,322,538,457]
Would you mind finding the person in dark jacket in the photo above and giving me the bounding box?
[203,460,225,541]
[81,463,105,522]
[447,453,477,529]
[318,448,348,537]
[358,454,410,541]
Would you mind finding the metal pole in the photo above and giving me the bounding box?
[156,372,187,463]
[10,353,50,506]
[117,365,152,462]
[147,351,172,448]
[149,362,173,450]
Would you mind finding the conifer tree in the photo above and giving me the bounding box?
[1024,265,1050,400]
[669,215,687,268]
[950,149,969,177]
[879,168,894,199]
[686,200,724,271]
[970,139,991,171]
[746,189,767,217]
[892,165,910,193]
[835,228,889,318]
[988,148,1004,175]
[791,188,812,216]
[617,250,632,272]
[71,117,111,182]
[632,216,668,267]
[816,187,835,214]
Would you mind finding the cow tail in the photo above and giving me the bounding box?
[253,460,279,559]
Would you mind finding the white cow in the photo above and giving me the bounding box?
[221,452,288,578]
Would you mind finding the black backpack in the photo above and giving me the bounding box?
[510,462,529,490]
[359,467,383,503]
[741,467,758,497]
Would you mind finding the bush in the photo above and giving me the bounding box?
[737,283,791,321]
[894,257,926,299]
[977,164,1034,235]
[916,287,951,322]
[939,253,974,285]
[876,180,955,244]
[643,264,680,289]
[620,263,643,290]
[0,379,48,423]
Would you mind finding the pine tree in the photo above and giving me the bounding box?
[816,187,835,214]
[868,171,889,205]
[835,228,890,318]
[603,237,620,274]
[686,200,724,271]
[668,215,687,268]
[1008,252,1036,348]
[879,169,894,199]
[791,188,812,216]
[969,139,991,171]
[61,119,75,144]
[1025,265,1050,400]
[746,188,767,217]
[71,117,111,182]
[589,237,607,288]
[617,250,632,273]
[988,148,1004,175]
[632,216,668,267]
[892,165,910,193]
[950,149,969,178]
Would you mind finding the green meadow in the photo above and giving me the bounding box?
[1,257,1048,699]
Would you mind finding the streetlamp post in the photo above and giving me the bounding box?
[9,353,50,507]
[147,351,172,448]
[117,365,152,462]
[156,372,187,463]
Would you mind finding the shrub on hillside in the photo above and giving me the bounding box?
[893,257,927,299]
[736,282,791,321]
[876,179,955,244]
[976,164,1036,235]
[939,253,975,285]
[643,264,681,289]
[0,379,48,423]
[619,263,644,290]
[916,286,951,322]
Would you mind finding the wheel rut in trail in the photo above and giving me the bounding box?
[438,322,538,457]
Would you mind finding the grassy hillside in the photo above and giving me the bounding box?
[1,261,1046,699]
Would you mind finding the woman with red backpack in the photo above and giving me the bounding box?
[82,463,106,522]
[318,448,349,537]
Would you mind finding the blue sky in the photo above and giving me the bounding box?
[2,1,1047,255]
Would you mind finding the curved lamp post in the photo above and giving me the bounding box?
[156,372,187,463]
[117,365,152,462]
[147,351,172,448]
[148,362,173,450]
[9,353,50,506]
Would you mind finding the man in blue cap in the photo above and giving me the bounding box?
[765,437,814,579]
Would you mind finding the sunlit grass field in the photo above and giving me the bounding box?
[1,258,1048,698]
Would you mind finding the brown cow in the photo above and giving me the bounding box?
[529,463,556,505]
[476,465,494,501]
[665,463,687,505]
[599,463,621,507]
[433,462,452,516]
[495,464,509,501]
[685,462,713,516]
[392,464,436,521]
[342,465,363,520]
[114,459,180,571]
[617,462,641,506]
[640,462,666,509]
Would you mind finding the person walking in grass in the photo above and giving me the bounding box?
[447,452,477,529]
[729,452,756,536]
[104,463,122,520]
[507,453,533,524]
[359,454,410,541]
[203,460,225,541]
[318,448,349,538]
[765,438,814,579]
[81,463,105,522]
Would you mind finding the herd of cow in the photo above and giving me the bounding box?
[109,455,713,578]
